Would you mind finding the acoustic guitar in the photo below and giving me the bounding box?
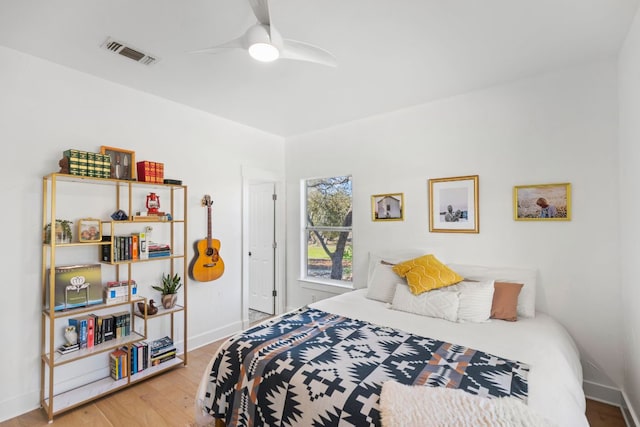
[190,195,225,282]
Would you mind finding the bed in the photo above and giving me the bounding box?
[195,259,588,427]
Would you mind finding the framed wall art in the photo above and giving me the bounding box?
[429,175,479,233]
[513,182,571,221]
[100,146,135,180]
[371,193,404,221]
[78,218,102,242]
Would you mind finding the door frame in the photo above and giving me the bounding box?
[241,166,285,328]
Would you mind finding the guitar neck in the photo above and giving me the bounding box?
[207,205,213,248]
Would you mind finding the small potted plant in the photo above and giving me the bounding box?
[152,273,183,309]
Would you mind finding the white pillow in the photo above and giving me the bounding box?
[447,263,537,318]
[390,284,460,322]
[446,280,495,323]
[366,263,403,303]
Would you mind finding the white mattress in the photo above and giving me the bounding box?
[310,289,588,427]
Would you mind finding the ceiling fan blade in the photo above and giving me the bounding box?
[280,39,337,67]
[249,0,271,26]
[189,35,247,55]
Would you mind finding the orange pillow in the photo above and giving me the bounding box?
[491,282,524,321]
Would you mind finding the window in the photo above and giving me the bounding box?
[303,175,353,284]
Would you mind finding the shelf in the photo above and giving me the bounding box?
[134,303,184,319]
[100,254,185,265]
[102,219,185,224]
[44,332,146,367]
[41,172,188,421]
[43,241,111,248]
[44,173,186,188]
[42,297,144,319]
[42,355,185,417]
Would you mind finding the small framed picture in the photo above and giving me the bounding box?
[514,183,571,221]
[371,193,404,221]
[429,175,479,233]
[100,146,135,180]
[78,218,102,242]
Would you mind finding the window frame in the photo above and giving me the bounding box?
[300,175,353,288]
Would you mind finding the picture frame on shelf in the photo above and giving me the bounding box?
[100,146,135,180]
[78,218,102,242]
[428,175,479,233]
[371,193,404,221]
[513,182,571,221]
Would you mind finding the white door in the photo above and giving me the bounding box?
[248,182,276,314]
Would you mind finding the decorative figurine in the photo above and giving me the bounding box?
[146,192,160,215]
[137,299,158,315]
[64,325,78,346]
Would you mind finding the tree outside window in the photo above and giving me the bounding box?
[304,175,352,282]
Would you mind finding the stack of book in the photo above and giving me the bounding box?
[104,280,137,305]
[148,243,171,258]
[56,343,80,355]
[149,336,176,366]
[102,233,147,262]
[110,347,128,380]
[67,311,131,349]
[130,341,149,375]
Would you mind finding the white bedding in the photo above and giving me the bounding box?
[195,288,587,426]
[310,289,587,427]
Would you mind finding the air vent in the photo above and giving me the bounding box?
[100,37,159,66]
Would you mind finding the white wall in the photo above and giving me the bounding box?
[619,6,640,422]
[285,61,622,390]
[0,46,284,421]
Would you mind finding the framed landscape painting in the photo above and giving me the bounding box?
[514,183,571,221]
[429,175,479,233]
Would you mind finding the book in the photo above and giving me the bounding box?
[101,236,112,262]
[148,251,171,258]
[138,232,148,260]
[131,234,139,260]
[103,316,115,341]
[150,336,173,355]
[151,351,176,366]
[86,315,95,349]
[110,349,128,380]
[47,264,104,311]
[68,316,89,349]
[56,343,80,355]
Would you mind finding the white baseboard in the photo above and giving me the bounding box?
[0,390,40,423]
[583,380,623,406]
[187,321,242,352]
[622,390,639,427]
[584,381,640,427]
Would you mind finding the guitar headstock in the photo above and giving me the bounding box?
[201,194,213,207]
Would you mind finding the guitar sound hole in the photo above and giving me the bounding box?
[206,248,220,262]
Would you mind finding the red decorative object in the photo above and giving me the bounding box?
[146,192,161,215]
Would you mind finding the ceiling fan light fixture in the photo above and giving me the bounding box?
[248,42,280,62]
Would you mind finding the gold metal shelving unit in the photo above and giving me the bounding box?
[40,173,188,421]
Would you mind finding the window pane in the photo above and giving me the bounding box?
[306,176,352,227]
[306,230,352,282]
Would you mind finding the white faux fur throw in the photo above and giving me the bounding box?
[379,381,554,427]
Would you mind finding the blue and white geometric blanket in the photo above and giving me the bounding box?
[202,307,529,427]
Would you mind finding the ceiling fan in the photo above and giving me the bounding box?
[192,0,337,67]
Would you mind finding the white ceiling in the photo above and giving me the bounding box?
[0,0,637,137]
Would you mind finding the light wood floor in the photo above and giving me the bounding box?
[0,338,628,426]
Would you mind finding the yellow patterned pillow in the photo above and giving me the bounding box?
[392,255,463,295]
